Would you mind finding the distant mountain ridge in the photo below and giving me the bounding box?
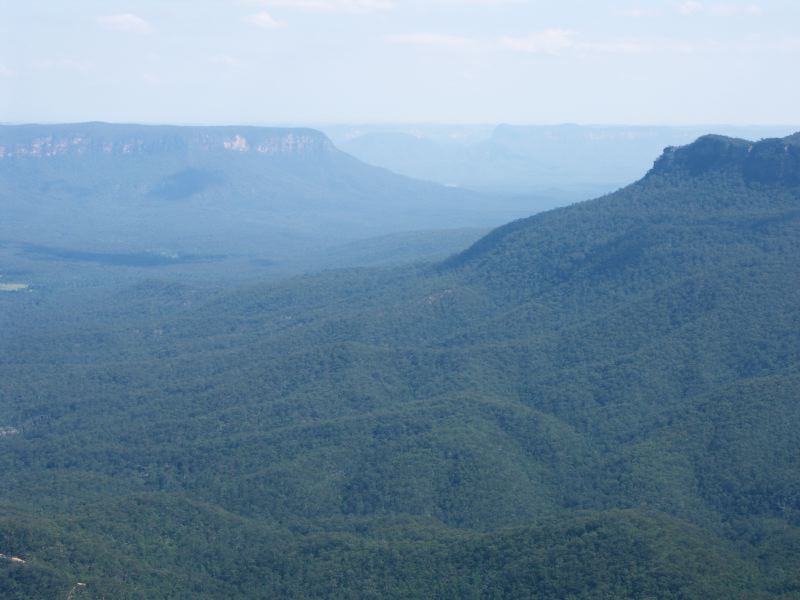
[336,123,800,200]
[651,132,800,185]
[0,123,333,159]
[0,123,535,279]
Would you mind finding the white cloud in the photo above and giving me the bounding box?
[388,29,702,57]
[501,31,704,56]
[431,0,526,4]
[96,13,152,34]
[211,54,242,67]
[386,33,476,49]
[677,1,704,14]
[707,3,762,16]
[500,29,578,55]
[777,36,800,51]
[0,64,15,77]
[247,0,394,13]
[618,6,663,17]
[677,2,762,16]
[36,58,92,73]
[245,11,287,29]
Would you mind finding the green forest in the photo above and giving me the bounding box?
[1,133,800,598]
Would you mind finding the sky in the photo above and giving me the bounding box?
[1,0,798,125]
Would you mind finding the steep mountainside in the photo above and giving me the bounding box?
[1,133,799,598]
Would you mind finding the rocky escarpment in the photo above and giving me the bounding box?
[648,132,800,186]
[0,123,334,159]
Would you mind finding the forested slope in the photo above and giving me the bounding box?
[1,133,799,598]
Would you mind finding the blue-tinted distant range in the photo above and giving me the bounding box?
[324,123,800,195]
[2,0,799,125]
[0,122,531,284]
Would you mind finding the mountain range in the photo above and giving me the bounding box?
[0,123,530,283]
[1,131,799,598]
[334,123,799,199]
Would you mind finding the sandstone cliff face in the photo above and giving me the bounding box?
[0,123,334,159]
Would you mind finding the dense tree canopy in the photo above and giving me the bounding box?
[1,133,799,598]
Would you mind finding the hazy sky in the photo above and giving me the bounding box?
[1,0,798,125]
